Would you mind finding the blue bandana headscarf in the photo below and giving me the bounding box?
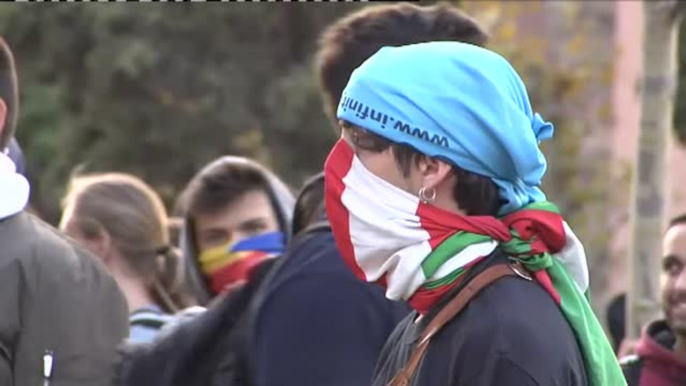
[336,42,554,215]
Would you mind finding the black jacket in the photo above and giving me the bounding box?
[372,251,588,386]
[114,259,275,386]
[246,226,411,386]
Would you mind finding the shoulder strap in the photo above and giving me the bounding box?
[387,263,528,386]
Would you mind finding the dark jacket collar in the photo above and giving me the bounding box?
[636,320,686,380]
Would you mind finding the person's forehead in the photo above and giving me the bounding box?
[195,189,274,229]
[663,224,686,256]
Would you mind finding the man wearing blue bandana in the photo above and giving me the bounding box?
[326,42,624,385]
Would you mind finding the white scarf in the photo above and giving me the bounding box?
[0,151,30,220]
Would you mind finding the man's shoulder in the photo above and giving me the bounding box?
[262,229,355,289]
[1,212,100,267]
[371,311,420,386]
[450,275,581,350]
[457,274,569,330]
[432,275,587,383]
[0,212,122,297]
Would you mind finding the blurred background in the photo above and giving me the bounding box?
[2,1,686,326]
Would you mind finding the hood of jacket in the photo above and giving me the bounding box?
[180,156,295,306]
[635,319,686,382]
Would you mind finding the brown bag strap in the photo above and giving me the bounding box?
[386,263,531,386]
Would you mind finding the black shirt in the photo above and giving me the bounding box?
[372,252,588,386]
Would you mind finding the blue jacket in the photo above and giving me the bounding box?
[128,306,178,344]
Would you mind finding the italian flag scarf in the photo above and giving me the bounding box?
[324,140,625,386]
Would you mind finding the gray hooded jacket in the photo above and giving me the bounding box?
[179,156,295,306]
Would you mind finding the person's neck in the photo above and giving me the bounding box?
[109,261,156,313]
[432,197,466,216]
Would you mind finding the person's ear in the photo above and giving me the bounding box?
[92,227,115,264]
[417,157,453,192]
[76,220,115,264]
[0,98,7,147]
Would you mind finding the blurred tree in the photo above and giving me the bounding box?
[674,19,686,142]
[626,1,685,339]
[0,3,363,222]
[461,1,618,315]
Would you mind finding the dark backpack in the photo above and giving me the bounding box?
[113,258,278,386]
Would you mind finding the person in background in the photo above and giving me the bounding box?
[245,4,490,385]
[113,156,294,386]
[177,156,294,305]
[290,172,328,235]
[607,292,627,354]
[60,172,195,343]
[621,215,686,385]
[0,37,128,386]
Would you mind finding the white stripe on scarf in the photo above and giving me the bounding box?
[341,153,496,301]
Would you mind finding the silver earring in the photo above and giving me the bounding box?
[418,187,436,204]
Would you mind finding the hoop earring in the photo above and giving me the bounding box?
[418,187,436,204]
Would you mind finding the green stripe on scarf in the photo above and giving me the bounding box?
[421,231,491,278]
[505,203,625,386]
[417,201,625,386]
[548,259,623,385]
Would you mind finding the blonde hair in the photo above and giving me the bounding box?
[62,172,193,313]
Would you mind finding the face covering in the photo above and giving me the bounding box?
[198,231,285,295]
[324,139,622,386]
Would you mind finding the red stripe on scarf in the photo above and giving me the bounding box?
[502,209,565,305]
[534,270,561,305]
[208,251,269,294]
[417,203,512,243]
[408,255,486,314]
[502,209,566,254]
[324,140,367,282]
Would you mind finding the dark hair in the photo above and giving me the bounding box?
[670,214,686,229]
[179,160,274,218]
[606,293,626,353]
[344,123,500,216]
[0,38,18,150]
[316,2,488,121]
[61,173,195,313]
[292,173,326,236]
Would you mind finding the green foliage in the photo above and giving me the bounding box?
[674,20,686,142]
[460,2,622,316]
[0,4,364,222]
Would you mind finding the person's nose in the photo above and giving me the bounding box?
[674,267,686,294]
